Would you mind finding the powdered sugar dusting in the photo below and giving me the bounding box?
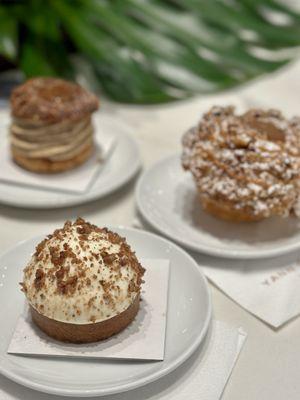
[182,106,300,219]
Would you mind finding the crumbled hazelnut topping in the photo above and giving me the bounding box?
[182,106,300,218]
[20,218,145,323]
[34,268,45,291]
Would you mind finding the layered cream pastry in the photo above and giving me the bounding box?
[20,218,145,343]
[10,77,99,173]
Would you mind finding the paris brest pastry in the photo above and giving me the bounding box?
[182,106,300,222]
[10,77,99,173]
[20,218,145,343]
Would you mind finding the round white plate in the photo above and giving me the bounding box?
[0,227,211,397]
[0,114,141,209]
[136,155,300,259]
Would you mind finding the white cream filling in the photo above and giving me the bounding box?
[23,227,140,324]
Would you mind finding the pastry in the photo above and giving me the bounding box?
[10,77,99,173]
[182,106,300,222]
[20,218,145,343]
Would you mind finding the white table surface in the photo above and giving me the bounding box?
[1,59,300,399]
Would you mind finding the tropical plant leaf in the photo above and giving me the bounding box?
[18,1,72,78]
[52,0,177,102]
[0,0,300,103]
[0,7,17,61]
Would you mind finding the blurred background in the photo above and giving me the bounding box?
[0,0,300,103]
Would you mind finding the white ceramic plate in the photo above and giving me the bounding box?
[0,113,141,209]
[0,227,211,397]
[136,155,300,259]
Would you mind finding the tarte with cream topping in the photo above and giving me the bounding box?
[20,218,145,343]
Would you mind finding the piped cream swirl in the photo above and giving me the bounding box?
[10,116,93,161]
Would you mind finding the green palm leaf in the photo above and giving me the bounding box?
[1,0,300,103]
[0,7,17,61]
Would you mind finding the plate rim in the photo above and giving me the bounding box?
[136,154,300,260]
[0,226,212,397]
[0,128,141,210]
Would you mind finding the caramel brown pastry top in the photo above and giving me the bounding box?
[20,218,145,324]
[10,77,99,124]
[182,106,300,220]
